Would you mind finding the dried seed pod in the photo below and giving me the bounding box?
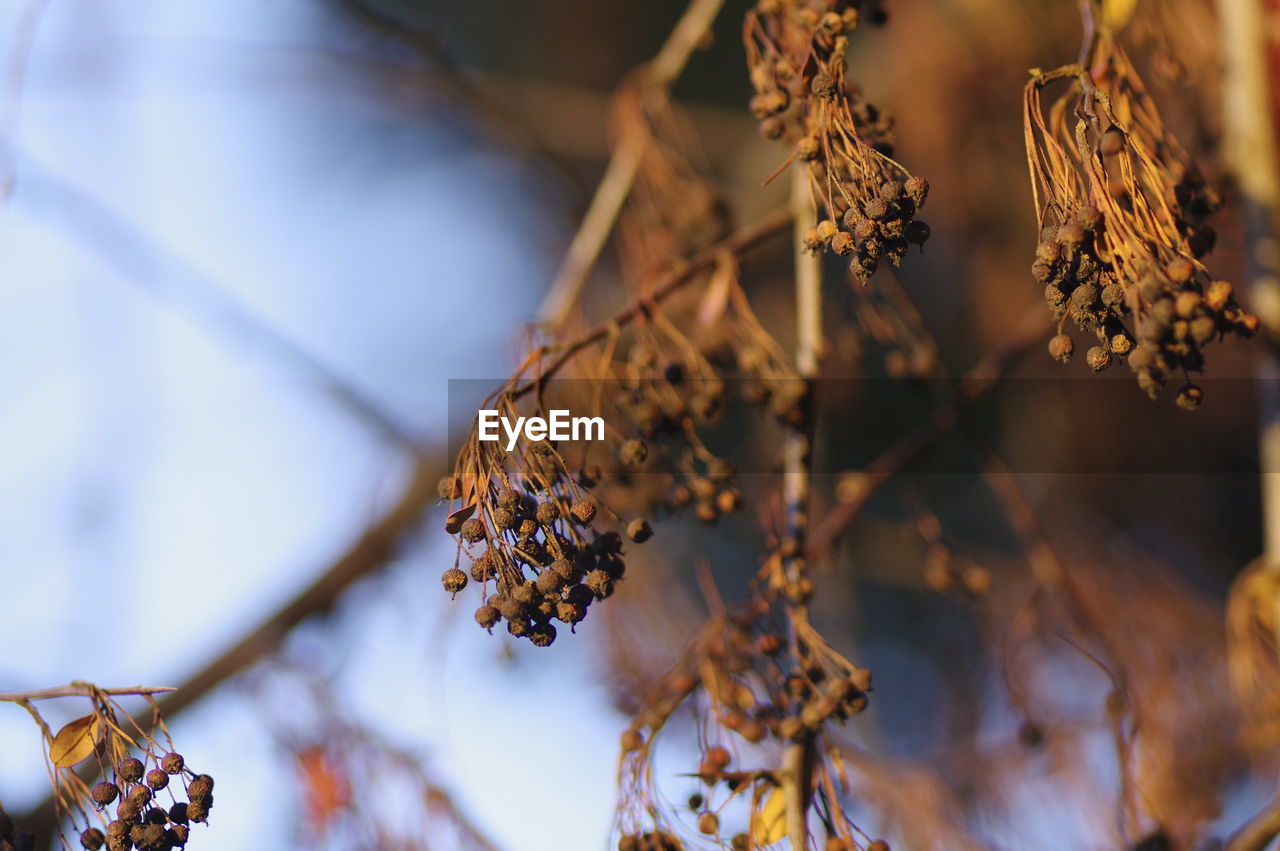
[1048,334,1074,364]
[145,769,169,791]
[535,501,560,525]
[475,605,499,629]
[697,812,719,836]
[1176,384,1203,410]
[161,753,184,775]
[570,499,597,525]
[442,567,467,595]
[585,569,615,600]
[459,517,486,543]
[1086,345,1112,372]
[119,758,145,784]
[80,828,106,850]
[904,220,930,246]
[529,621,557,647]
[619,439,648,466]
[627,518,654,543]
[904,176,929,209]
[437,476,462,501]
[92,781,120,806]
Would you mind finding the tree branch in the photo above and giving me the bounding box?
[536,0,728,328]
[18,456,443,838]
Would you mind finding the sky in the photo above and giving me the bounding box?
[0,1,628,848]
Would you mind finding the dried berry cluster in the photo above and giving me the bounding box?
[1025,39,1257,405]
[608,343,748,526]
[0,808,35,851]
[616,582,874,848]
[744,0,930,279]
[443,404,658,646]
[82,754,212,850]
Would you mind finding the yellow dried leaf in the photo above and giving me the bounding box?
[49,715,99,768]
[751,786,787,847]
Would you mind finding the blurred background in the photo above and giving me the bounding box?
[0,0,1272,849]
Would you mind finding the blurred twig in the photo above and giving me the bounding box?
[16,152,420,450]
[1219,0,1280,846]
[18,456,443,838]
[783,163,821,851]
[807,306,1050,560]
[513,206,792,400]
[0,0,48,200]
[536,0,727,328]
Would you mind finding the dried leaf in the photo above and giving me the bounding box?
[49,715,99,768]
[751,786,787,846]
[444,503,477,534]
[696,254,734,327]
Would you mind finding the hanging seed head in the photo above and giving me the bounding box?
[188,775,214,798]
[80,828,106,850]
[1086,346,1112,372]
[127,785,152,807]
[492,507,516,531]
[119,758,145,784]
[585,569,615,599]
[496,488,521,510]
[459,517,486,543]
[810,72,836,99]
[904,176,929,209]
[1175,384,1203,410]
[535,501,560,525]
[475,604,499,629]
[442,567,468,595]
[160,753,184,775]
[529,621,557,647]
[831,230,855,255]
[1048,334,1074,363]
[905,220,930,246]
[627,518,654,543]
[437,476,463,501]
[1166,258,1194,285]
[145,769,169,791]
[619,439,648,466]
[92,781,120,806]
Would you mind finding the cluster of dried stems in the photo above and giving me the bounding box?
[0,682,212,851]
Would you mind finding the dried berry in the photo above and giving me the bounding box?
[119,758,145,784]
[92,781,120,807]
[1048,334,1074,364]
[626,518,653,543]
[442,567,467,595]
[80,828,106,850]
[145,768,168,791]
[459,517,486,543]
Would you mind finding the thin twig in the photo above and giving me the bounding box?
[807,306,1049,560]
[18,456,443,838]
[783,165,821,851]
[514,207,792,400]
[0,684,175,703]
[536,0,727,328]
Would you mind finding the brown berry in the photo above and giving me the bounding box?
[80,828,105,850]
[627,518,653,543]
[119,758,145,783]
[442,567,467,595]
[92,781,120,806]
[1048,334,1074,364]
[145,769,168,791]
[459,517,486,543]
